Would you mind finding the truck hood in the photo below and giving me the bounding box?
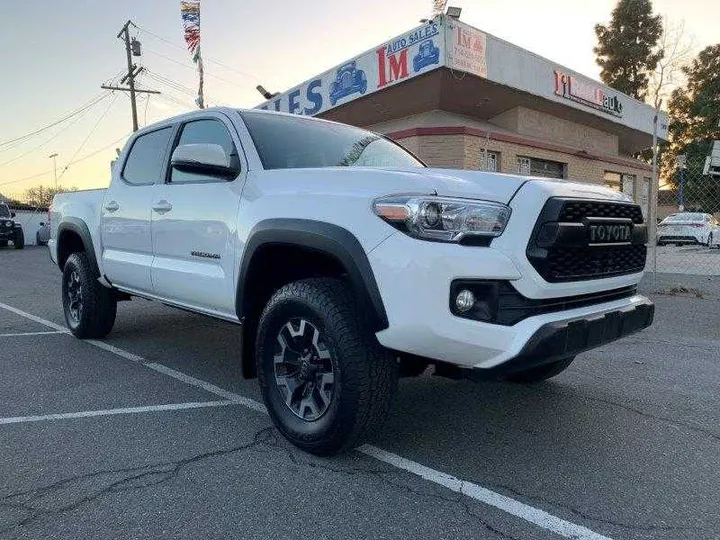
[370,168,630,204]
[258,167,630,205]
[404,168,526,203]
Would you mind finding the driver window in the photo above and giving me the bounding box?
[171,119,238,184]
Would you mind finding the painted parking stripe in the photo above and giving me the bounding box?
[0,301,614,540]
[0,400,236,425]
[0,302,67,332]
[358,445,613,540]
[0,330,68,337]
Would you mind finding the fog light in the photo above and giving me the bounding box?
[455,289,475,312]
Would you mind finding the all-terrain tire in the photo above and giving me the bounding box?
[504,356,575,384]
[13,229,24,249]
[256,278,398,456]
[62,252,117,338]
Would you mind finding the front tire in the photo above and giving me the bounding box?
[505,356,575,384]
[256,278,398,456]
[13,229,24,249]
[62,252,117,338]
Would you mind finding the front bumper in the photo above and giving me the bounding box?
[369,232,651,370]
[477,297,654,376]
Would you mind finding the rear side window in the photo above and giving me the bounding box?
[122,127,173,185]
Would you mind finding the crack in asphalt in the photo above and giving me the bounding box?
[529,384,720,443]
[0,425,526,540]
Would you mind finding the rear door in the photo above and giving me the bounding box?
[150,113,245,317]
[101,126,174,292]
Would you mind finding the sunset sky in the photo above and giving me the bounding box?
[1,0,717,197]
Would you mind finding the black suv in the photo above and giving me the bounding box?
[0,203,24,249]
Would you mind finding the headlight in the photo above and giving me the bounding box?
[373,195,511,242]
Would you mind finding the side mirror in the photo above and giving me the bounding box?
[171,144,239,178]
[10,212,15,218]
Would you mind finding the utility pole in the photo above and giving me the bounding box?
[102,20,160,132]
[49,153,58,190]
[121,21,138,132]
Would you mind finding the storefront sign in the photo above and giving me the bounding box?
[258,21,443,115]
[447,21,487,78]
[553,70,623,117]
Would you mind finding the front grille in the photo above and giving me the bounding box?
[545,245,646,281]
[528,198,647,282]
[559,200,644,224]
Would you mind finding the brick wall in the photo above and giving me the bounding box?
[393,131,652,212]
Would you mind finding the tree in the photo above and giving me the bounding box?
[647,19,694,111]
[665,44,720,211]
[594,0,663,100]
[22,186,78,208]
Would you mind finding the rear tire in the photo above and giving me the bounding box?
[13,229,24,249]
[62,252,117,338]
[505,356,575,384]
[256,278,398,456]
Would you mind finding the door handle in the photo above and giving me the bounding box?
[104,201,120,213]
[152,200,173,214]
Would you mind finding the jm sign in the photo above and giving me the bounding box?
[553,70,623,117]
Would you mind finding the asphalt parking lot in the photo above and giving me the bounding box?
[1,247,719,540]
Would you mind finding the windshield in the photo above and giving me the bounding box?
[663,213,706,223]
[239,111,424,170]
[0,204,10,218]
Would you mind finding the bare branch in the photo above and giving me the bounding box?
[648,17,696,110]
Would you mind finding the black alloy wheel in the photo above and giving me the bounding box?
[274,318,335,421]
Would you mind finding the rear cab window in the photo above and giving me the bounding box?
[122,127,174,185]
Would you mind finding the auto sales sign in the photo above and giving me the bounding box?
[257,21,445,116]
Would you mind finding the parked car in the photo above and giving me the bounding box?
[36,221,50,246]
[0,203,24,249]
[657,212,719,246]
[50,108,653,455]
[329,62,367,106]
[413,39,440,72]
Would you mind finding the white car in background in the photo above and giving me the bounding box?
[657,212,720,247]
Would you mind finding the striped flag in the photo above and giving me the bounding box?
[181,0,204,108]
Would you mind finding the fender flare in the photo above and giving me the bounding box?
[236,219,388,331]
[57,218,100,276]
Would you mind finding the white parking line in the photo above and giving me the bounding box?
[0,301,614,540]
[0,400,237,425]
[0,331,68,337]
[358,445,612,540]
[0,302,67,332]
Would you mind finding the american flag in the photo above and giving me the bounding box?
[181,1,201,62]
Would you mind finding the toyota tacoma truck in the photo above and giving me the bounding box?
[50,108,654,455]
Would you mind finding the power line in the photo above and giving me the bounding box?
[0,93,111,150]
[144,48,242,88]
[143,69,208,100]
[0,93,113,168]
[134,23,261,83]
[0,132,131,188]
[57,93,120,182]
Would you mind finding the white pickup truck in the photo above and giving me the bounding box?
[50,108,654,455]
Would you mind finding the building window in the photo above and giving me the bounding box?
[480,151,499,172]
[622,173,636,194]
[517,157,531,175]
[517,156,566,178]
[603,171,622,192]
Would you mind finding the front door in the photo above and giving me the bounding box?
[150,116,244,317]
[101,126,174,293]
